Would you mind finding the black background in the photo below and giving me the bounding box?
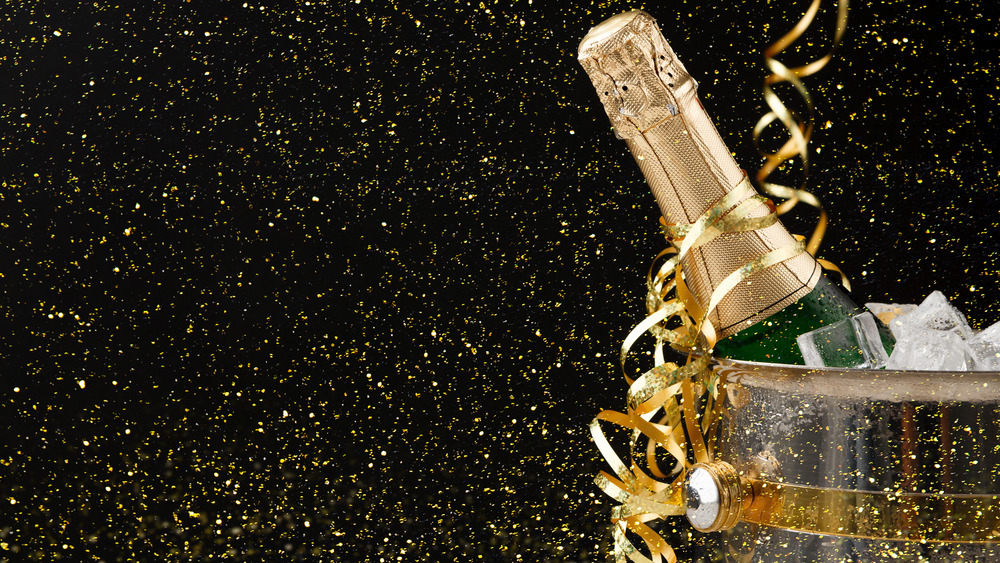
[1,1,997,561]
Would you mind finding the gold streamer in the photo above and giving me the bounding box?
[593,178,803,562]
[753,0,849,259]
[590,3,856,560]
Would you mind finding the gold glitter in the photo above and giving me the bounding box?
[0,1,997,560]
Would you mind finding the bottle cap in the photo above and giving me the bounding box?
[578,11,646,58]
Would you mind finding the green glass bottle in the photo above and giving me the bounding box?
[712,276,891,364]
[577,11,893,366]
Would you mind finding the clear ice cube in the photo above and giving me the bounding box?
[865,302,917,326]
[888,290,974,340]
[797,312,890,369]
[885,323,975,371]
[970,321,1000,371]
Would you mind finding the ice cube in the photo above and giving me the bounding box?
[797,312,890,369]
[885,323,975,371]
[970,321,1000,371]
[865,302,917,326]
[886,291,974,341]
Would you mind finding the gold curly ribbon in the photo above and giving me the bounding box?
[754,0,849,262]
[590,2,855,561]
[593,181,804,563]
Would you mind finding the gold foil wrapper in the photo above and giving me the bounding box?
[578,11,819,337]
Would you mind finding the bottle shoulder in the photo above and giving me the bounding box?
[713,276,864,364]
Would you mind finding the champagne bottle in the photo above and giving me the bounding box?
[577,11,890,365]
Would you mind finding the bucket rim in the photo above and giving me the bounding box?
[716,359,1000,402]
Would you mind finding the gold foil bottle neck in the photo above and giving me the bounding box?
[578,12,819,338]
[578,11,695,147]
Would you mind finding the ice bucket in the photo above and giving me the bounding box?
[696,360,1000,561]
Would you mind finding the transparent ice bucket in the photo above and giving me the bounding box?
[701,360,1000,562]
